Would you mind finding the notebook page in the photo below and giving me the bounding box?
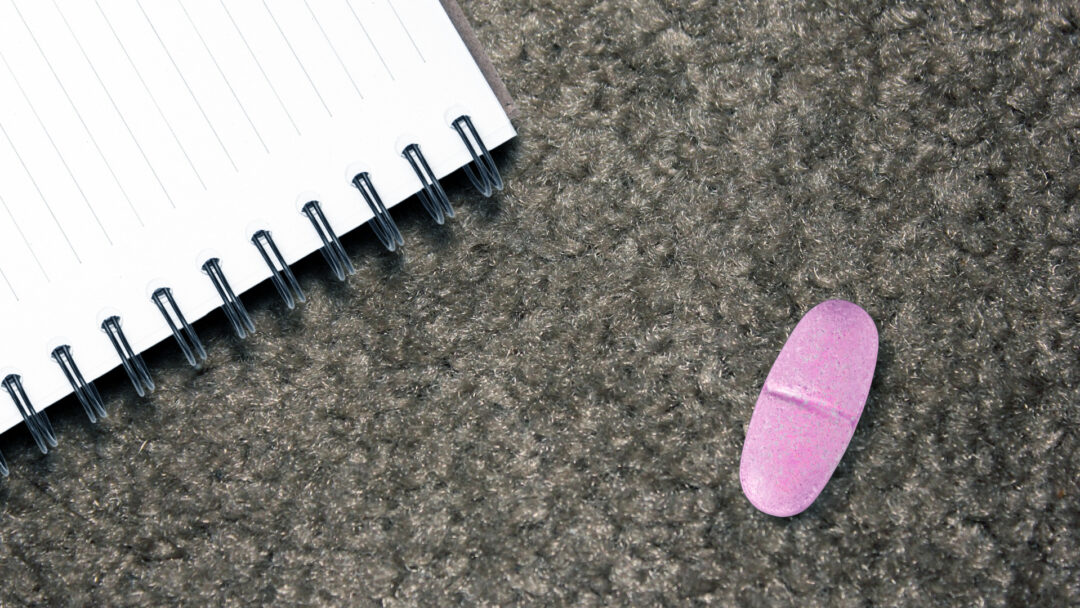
[0,0,515,434]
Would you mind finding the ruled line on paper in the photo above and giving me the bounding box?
[0,48,108,252]
[218,0,300,136]
[10,0,145,227]
[0,186,47,284]
[262,0,332,116]
[346,0,395,81]
[177,0,269,154]
[386,0,425,63]
[302,0,364,100]
[0,115,76,269]
[51,0,176,209]
[0,253,17,300]
[96,0,207,190]
[134,0,239,172]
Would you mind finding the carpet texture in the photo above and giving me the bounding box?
[1,1,1078,605]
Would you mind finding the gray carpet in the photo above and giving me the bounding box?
[1,1,1078,605]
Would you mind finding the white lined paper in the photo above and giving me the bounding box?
[0,0,515,433]
[216,0,302,136]
[387,0,426,63]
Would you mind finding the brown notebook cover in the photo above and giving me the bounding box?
[442,0,518,119]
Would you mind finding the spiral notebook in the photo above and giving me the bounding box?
[0,0,516,473]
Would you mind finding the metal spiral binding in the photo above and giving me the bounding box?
[352,172,404,252]
[452,115,503,197]
[202,258,255,339]
[302,201,355,280]
[102,316,155,397]
[51,345,107,423]
[152,288,207,367]
[2,374,58,454]
[252,230,306,309]
[0,112,508,475]
[402,143,454,224]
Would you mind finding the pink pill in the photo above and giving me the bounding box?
[739,300,878,517]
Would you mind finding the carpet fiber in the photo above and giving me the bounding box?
[1,1,1078,605]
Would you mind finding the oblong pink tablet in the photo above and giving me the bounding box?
[740,300,878,517]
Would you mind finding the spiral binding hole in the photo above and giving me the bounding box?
[402,143,454,225]
[202,258,255,339]
[452,115,503,197]
[152,288,207,367]
[2,374,58,454]
[0,450,7,477]
[101,316,155,397]
[51,345,107,423]
[302,201,355,281]
[351,172,404,252]
[252,230,306,309]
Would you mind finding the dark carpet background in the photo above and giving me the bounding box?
[1,0,1078,605]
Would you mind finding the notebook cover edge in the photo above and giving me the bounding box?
[441,0,519,119]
